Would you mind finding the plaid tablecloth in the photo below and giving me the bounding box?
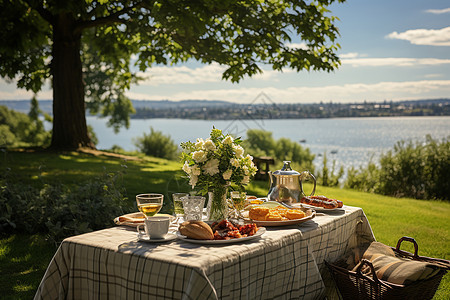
[34,206,374,300]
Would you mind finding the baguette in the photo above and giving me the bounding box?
[179,220,214,240]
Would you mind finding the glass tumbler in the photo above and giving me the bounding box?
[181,195,205,221]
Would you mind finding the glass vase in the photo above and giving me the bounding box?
[206,185,229,221]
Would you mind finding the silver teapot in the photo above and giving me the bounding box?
[267,161,316,204]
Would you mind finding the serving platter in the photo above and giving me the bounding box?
[177,227,266,245]
[243,201,316,227]
[249,212,315,227]
[299,203,345,212]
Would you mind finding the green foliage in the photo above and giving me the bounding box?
[134,127,179,160]
[345,135,450,200]
[0,170,128,243]
[318,152,344,187]
[243,129,315,173]
[1,0,345,145]
[345,161,381,193]
[0,104,50,148]
[87,125,98,146]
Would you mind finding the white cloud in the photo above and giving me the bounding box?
[137,63,277,86]
[425,8,450,14]
[286,42,308,50]
[126,80,450,103]
[386,26,450,46]
[342,57,450,67]
[340,52,360,59]
[0,87,52,100]
[424,73,443,78]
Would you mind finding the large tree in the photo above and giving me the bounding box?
[0,0,344,150]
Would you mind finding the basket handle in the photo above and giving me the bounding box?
[355,259,382,284]
[396,236,419,258]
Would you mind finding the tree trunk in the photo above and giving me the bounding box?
[49,13,95,150]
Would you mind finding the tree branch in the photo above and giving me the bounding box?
[74,2,144,34]
[24,0,55,25]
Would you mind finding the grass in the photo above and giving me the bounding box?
[1,149,449,299]
[0,234,55,300]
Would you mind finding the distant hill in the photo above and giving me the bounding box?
[0,100,53,114]
[0,99,233,114]
[131,99,233,109]
[1,98,449,119]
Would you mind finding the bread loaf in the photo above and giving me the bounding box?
[179,220,214,240]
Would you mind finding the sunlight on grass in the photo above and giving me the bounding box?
[13,283,34,292]
[0,234,56,299]
[20,268,35,275]
[11,253,31,263]
[2,150,449,299]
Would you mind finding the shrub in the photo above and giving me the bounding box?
[345,135,450,200]
[242,129,315,172]
[345,160,381,193]
[318,152,344,187]
[0,170,128,242]
[134,127,179,160]
[0,103,51,148]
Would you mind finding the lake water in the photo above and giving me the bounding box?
[86,116,450,172]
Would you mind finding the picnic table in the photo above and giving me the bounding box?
[34,206,374,299]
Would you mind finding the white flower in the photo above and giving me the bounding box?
[242,165,249,175]
[223,135,234,145]
[249,165,257,176]
[233,144,244,158]
[191,164,201,176]
[230,158,240,168]
[204,138,216,151]
[202,158,220,176]
[189,174,198,188]
[242,176,250,185]
[223,169,232,180]
[192,150,207,163]
[182,161,191,174]
[195,138,205,150]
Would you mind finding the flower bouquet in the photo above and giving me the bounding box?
[181,128,257,221]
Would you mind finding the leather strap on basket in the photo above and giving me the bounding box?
[396,236,419,258]
[395,236,450,270]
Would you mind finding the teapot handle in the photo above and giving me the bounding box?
[299,171,316,197]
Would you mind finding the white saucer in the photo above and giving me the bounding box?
[137,233,177,243]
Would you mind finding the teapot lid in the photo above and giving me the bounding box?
[272,161,300,176]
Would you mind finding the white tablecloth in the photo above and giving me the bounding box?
[35,206,375,299]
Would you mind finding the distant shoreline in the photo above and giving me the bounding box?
[1,98,449,119]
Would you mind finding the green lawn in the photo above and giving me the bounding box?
[1,149,449,299]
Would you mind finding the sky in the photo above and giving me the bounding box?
[1,0,449,104]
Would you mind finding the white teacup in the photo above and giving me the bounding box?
[137,216,170,239]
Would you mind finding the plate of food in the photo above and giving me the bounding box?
[299,195,345,212]
[114,212,175,227]
[177,220,265,244]
[245,202,315,226]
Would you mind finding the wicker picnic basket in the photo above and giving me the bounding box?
[325,237,450,300]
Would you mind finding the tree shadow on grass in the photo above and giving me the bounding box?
[0,234,56,300]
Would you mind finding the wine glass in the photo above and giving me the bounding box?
[136,193,164,219]
[172,192,188,223]
[231,191,246,220]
